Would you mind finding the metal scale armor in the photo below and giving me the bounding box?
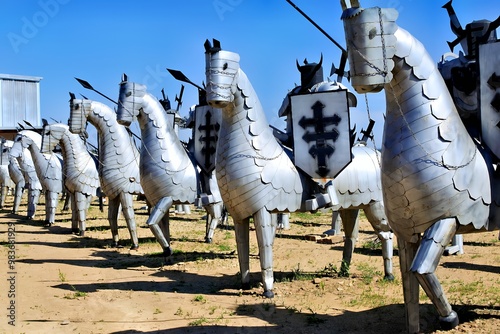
[5,140,25,214]
[0,139,15,209]
[340,1,500,331]
[9,132,42,220]
[69,95,143,249]
[10,130,63,225]
[41,123,100,236]
[116,74,226,255]
[278,58,394,280]
[204,39,343,298]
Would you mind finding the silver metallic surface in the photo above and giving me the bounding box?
[205,42,303,297]
[9,133,41,220]
[193,105,221,174]
[0,139,15,209]
[7,141,25,214]
[41,123,100,235]
[0,74,42,128]
[479,41,500,159]
[290,90,351,179]
[188,104,225,243]
[69,97,142,249]
[279,64,393,279]
[332,142,393,279]
[116,77,225,253]
[11,130,63,224]
[341,3,499,332]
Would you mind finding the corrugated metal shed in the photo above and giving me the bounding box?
[0,73,42,137]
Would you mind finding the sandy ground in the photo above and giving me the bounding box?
[0,195,499,334]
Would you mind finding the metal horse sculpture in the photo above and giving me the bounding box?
[278,60,393,279]
[41,123,100,236]
[331,140,393,278]
[5,142,25,214]
[10,130,63,225]
[116,75,225,254]
[204,40,323,298]
[9,134,42,220]
[341,2,500,331]
[0,139,15,209]
[69,94,143,249]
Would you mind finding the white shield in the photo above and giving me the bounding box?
[480,41,500,160]
[194,105,221,173]
[291,90,352,179]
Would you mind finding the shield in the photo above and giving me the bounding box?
[291,89,352,179]
[193,105,221,173]
[479,41,500,160]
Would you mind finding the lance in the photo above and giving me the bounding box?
[75,78,117,105]
[285,0,349,82]
[167,69,205,92]
[175,84,185,111]
[75,77,142,142]
[23,120,43,134]
[167,68,208,105]
[442,0,464,37]
[359,118,375,143]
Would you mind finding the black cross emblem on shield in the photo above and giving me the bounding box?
[298,100,341,177]
[198,110,220,170]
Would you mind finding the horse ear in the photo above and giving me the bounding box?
[69,92,76,100]
[213,39,221,50]
[42,118,48,126]
[204,39,221,53]
[121,73,128,83]
[204,39,212,52]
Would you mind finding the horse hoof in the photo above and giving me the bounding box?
[383,274,395,281]
[263,290,274,299]
[130,245,139,250]
[79,230,85,237]
[72,228,79,234]
[205,237,212,244]
[440,310,459,330]
[241,282,251,290]
[163,247,173,257]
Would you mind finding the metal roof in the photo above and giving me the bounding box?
[0,73,43,82]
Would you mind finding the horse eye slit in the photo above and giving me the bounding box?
[223,63,228,70]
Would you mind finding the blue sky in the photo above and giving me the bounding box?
[1,0,498,146]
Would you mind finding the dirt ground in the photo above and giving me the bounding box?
[0,195,499,334]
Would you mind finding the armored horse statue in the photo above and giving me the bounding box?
[10,130,63,225]
[116,74,226,255]
[4,141,25,214]
[340,1,500,332]
[41,122,100,236]
[278,58,393,279]
[204,39,338,298]
[68,94,143,249]
[0,139,15,209]
[9,133,42,220]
